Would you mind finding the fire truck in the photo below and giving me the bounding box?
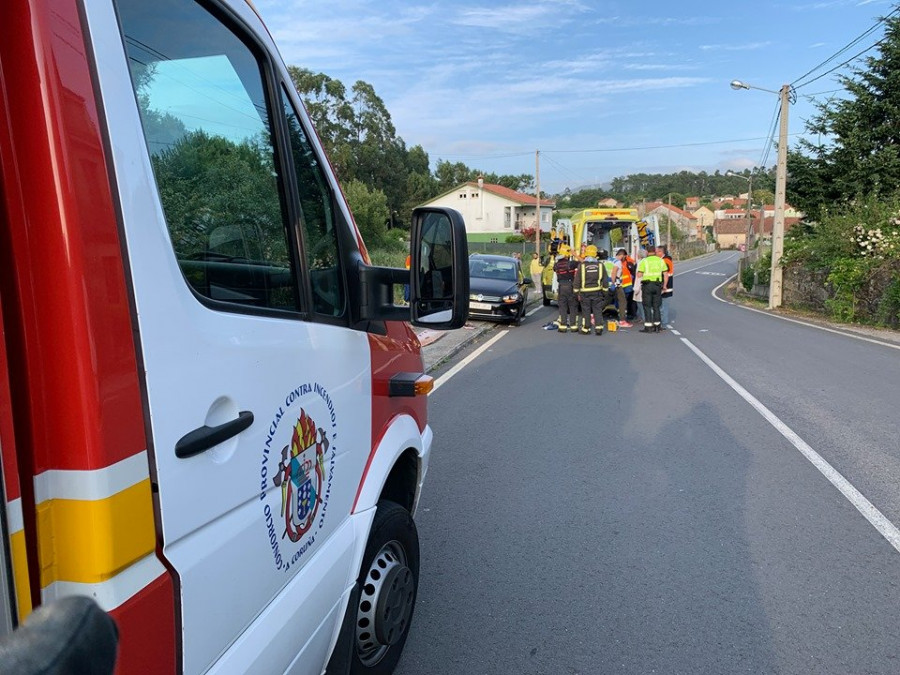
[0,0,469,672]
[540,209,659,306]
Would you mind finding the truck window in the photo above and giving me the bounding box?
[280,87,345,318]
[117,0,300,312]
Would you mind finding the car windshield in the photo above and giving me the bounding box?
[469,259,517,282]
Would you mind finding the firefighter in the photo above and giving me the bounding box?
[574,245,609,335]
[553,244,578,332]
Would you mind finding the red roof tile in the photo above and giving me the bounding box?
[466,181,556,207]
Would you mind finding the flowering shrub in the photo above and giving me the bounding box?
[851,222,900,259]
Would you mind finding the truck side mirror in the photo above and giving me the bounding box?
[410,208,469,329]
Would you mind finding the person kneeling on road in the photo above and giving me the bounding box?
[574,245,609,335]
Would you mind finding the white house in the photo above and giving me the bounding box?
[417,180,555,241]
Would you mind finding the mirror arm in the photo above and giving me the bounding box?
[358,262,409,322]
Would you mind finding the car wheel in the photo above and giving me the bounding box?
[351,500,419,675]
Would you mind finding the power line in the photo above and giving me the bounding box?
[791,7,899,87]
[541,135,802,154]
[758,99,781,170]
[541,153,593,187]
[794,37,888,90]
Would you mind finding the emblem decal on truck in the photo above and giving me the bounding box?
[273,410,327,542]
[260,383,337,572]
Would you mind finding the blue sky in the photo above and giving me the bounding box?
[256,0,893,194]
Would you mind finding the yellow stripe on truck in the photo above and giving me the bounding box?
[9,529,32,619]
[36,478,156,586]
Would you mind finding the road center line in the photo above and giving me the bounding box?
[680,336,900,554]
[711,274,900,352]
[431,330,508,394]
[678,253,738,274]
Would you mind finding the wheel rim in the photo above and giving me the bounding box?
[355,541,415,667]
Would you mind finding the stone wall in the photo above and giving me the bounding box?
[783,264,829,312]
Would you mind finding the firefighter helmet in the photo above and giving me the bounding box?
[558,244,571,257]
[585,244,598,258]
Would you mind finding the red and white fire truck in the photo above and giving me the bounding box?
[0,0,468,672]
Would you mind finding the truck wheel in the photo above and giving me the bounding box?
[351,500,419,674]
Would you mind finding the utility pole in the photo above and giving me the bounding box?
[535,150,541,257]
[666,193,672,251]
[745,174,753,258]
[770,84,790,309]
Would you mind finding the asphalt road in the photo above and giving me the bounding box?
[395,251,900,675]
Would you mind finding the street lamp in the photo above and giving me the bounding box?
[725,171,753,257]
[731,79,794,310]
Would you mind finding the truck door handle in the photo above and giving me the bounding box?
[175,411,254,458]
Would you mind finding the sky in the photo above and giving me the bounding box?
[254,0,895,195]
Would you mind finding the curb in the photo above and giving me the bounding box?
[422,296,545,373]
[424,324,492,374]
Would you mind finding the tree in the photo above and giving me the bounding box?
[287,67,355,180]
[789,7,900,218]
[343,179,389,247]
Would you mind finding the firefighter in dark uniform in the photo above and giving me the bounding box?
[574,245,609,335]
[553,244,578,332]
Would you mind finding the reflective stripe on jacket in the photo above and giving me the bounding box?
[575,259,607,292]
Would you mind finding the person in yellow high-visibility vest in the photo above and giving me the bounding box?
[636,246,670,332]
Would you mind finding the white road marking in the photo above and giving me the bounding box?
[677,253,738,275]
[670,329,682,336]
[681,336,900,554]
[431,330,508,394]
[526,304,544,317]
[711,274,900,352]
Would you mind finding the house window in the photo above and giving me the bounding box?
[459,193,466,198]
[504,206,511,229]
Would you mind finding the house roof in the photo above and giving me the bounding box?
[759,217,801,234]
[714,217,801,235]
[415,181,556,209]
[469,181,556,207]
[713,219,748,235]
[644,202,697,219]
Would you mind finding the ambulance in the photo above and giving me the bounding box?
[0,0,469,672]
[540,209,659,305]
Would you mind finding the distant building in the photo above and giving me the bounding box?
[692,206,715,236]
[685,196,700,211]
[713,219,748,249]
[714,216,801,249]
[598,197,619,208]
[642,202,699,239]
[416,181,555,242]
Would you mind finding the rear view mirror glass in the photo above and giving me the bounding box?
[410,208,469,329]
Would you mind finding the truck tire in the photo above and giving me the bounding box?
[351,500,420,674]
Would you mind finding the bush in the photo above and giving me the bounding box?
[824,257,869,322]
[505,235,526,243]
[741,265,755,291]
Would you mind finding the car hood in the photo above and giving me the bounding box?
[468,277,519,298]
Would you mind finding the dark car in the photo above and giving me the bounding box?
[467,254,532,324]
